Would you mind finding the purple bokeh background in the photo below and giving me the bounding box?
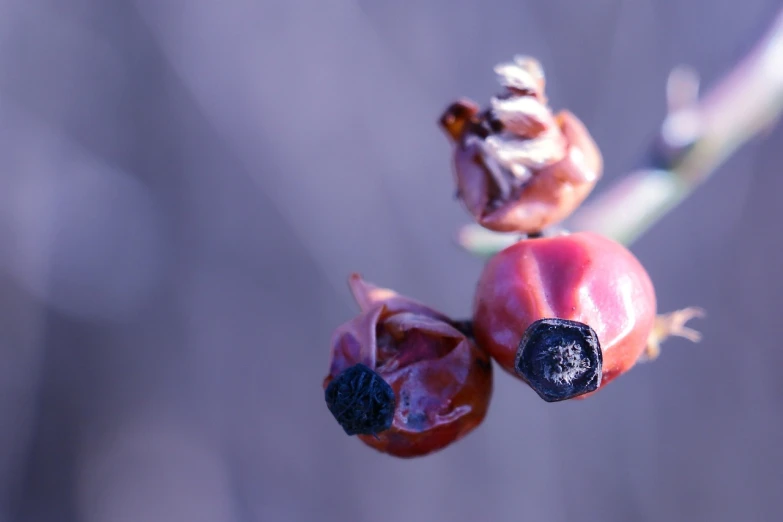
[0,1,781,521]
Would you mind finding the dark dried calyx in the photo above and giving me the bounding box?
[514,318,602,402]
[325,363,396,436]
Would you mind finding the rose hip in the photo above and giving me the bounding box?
[439,56,603,234]
[472,232,658,401]
[324,274,493,457]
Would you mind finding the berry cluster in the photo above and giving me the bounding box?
[324,56,703,458]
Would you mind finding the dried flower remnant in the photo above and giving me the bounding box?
[323,274,493,458]
[439,56,603,234]
[325,363,395,436]
[514,318,603,402]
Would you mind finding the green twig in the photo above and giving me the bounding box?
[458,8,783,256]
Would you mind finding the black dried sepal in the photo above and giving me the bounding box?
[514,318,602,403]
[325,363,396,436]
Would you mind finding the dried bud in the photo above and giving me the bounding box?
[439,56,603,234]
[323,274,493,458]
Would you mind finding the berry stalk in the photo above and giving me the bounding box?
[458,8,783,254]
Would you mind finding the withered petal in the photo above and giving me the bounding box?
[378,332,491,439]
[453,141,492,222]
[326,303,384,382]
[348,274,451,322]
[450,110,603,234]
[438,99,481,144]
[382,312,467,341]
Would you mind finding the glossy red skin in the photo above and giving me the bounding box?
[324,275,493,458]
[472,232,656,396]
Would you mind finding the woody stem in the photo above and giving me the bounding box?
[458,8,783,253]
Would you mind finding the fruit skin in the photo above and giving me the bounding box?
[472,232,656,398]
[324,274,493,458]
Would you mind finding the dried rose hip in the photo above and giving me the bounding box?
[472,231,702,402]
[324,274,493,458]
[439,55,603,234]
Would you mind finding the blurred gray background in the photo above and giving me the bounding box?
[1,0,782,521]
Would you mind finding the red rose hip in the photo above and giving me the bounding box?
[324,274,493,457]
[472,232,657,401]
